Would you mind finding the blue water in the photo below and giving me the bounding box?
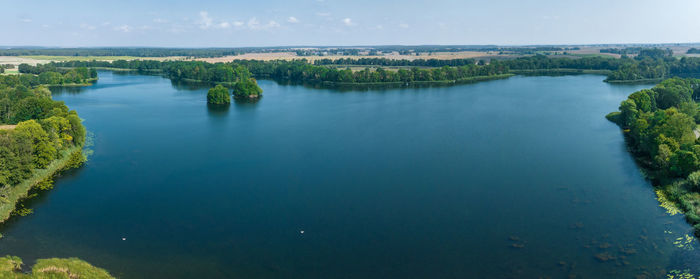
[1,71,696,278]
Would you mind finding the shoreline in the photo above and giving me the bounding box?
[0,146,84,223]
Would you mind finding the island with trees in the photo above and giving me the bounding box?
[606,78,700,234]
[233,78,263,99]
[207,84,231,105]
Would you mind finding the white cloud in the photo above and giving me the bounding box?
[399,23,409,28]
[218,22,230,28]
[342,18,355,26]
[233,21,244,27]
[153,18,168,24]
[20,18,32,23]
[198,11,213,29]
[114,25,131,32]
[288,16,299,23]
[316,12,331,17]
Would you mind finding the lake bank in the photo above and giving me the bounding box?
[0,146,85,224]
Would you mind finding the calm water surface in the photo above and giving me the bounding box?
[1,72,698,278]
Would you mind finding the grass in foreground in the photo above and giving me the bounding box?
[0,256,114,279]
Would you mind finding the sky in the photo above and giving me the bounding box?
[2,0,700,47]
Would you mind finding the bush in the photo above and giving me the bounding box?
[689,171,700,189]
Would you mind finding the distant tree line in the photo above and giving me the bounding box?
[688,48,700,54]
[49,51,700,85]
[235,60,508,84]
[0,48,248,58]
[17,64,97,85]
[313,58,477,67]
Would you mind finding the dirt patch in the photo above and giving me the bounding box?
[0,125,17,130]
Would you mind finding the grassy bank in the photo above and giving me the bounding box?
[0,146,84,223]
[0,255,114,278]
[604,77,664,84]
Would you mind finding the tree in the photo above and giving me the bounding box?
[206,85,230,105]
[233,78,263,99]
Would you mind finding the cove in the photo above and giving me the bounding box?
[0,71,697,278]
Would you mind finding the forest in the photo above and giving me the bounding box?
[606,78,700,233]
[0,73,87,222]
[17,64,97,85]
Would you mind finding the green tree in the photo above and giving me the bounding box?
[206,85,230,105]
[233,78,263,99]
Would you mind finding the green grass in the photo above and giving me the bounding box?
[0,146,84,223]
[0,256,114,278]
[0,69,19,75]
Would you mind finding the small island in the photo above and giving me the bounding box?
[233,78,263,99]
[206,84,231,105]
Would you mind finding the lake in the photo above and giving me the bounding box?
[1,71,697,278]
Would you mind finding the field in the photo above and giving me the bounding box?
[194,51,501,63]
[0,55,186,67]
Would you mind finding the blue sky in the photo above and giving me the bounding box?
[2,0,700,47]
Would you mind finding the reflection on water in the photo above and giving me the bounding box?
[206,103,230,118]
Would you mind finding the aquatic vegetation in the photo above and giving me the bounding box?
[674,234,695,250]
[657,189,682,216]
[667,269,696,279]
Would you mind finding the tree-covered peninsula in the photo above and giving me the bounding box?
[0,74,87,222]
[17,64,98,86]
[607,78,700,233]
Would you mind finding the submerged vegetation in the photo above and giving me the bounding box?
[607,78,700,233]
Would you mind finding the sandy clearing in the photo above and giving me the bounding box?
[0,125,17,130]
